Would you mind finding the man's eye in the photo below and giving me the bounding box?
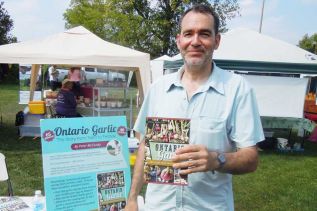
[183,33,191,37]
[201,33,211,38]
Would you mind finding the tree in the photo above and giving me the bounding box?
[298,33,317,55]
[64,0,240,58]
[0,1,17,82]
[0,1,16,45]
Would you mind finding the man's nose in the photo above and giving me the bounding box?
[191,34,201,46]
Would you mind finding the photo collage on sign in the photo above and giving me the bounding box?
[97,171,126,211]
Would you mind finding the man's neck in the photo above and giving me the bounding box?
[181,62,213,100]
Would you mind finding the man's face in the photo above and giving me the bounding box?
[177,11,220,69]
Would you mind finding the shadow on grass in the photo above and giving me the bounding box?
[0,121,42,152]
[259,141,317,158]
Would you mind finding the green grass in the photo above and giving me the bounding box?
[0,83,44,195]
[1,83,317,210]
[234,145,317,210]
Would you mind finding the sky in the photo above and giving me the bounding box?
[2,0,317,46]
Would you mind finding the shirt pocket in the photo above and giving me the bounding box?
[190,116,227,151]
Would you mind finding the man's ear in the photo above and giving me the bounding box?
[176,34,181,49]
[214,33,221,50]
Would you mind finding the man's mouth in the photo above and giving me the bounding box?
[187,51,204,56]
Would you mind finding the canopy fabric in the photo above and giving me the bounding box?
[0,26,151,100]
[243,75,308,118]
[165,28,317,73]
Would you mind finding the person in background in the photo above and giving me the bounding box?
[56,79,81,117]
[80,67,87,83]
[126,4,264,211]
[68,66,81,97]
[48,65,61,91]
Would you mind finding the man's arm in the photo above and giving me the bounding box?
[125,133,146,211]
[172,145,258,175]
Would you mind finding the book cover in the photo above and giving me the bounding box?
[97,170,126,211]
[0,197,30,211]
[144,117,190,185]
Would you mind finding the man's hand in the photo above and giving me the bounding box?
[124,199,138,211]
[172,144,218,174]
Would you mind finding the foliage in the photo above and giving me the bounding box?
[298,33,317,55]
[63,0,240,58]
[0,1,16,44]
[0,2,17,83]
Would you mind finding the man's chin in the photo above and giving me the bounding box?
[184,58,205,67]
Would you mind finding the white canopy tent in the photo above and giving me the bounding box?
[0,26,151,102]
[150,55,173,82]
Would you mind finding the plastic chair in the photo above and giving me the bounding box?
[0,153,14,196]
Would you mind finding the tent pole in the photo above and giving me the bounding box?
[29,64,40,102]
[259,0,265,33]
[135,68,144,104]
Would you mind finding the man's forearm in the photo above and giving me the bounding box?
[128,139,145,200]
[217,146,258,175]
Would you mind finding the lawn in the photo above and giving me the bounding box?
[1,83,317,210]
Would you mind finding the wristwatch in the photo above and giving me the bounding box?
[216,152,226,170]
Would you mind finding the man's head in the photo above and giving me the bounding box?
[177,4,221,70]
[179,4,220,36]
[70,67,80,73]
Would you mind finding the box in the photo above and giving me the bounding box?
[28,101,45,114]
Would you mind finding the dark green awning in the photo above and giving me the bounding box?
[164,59,317,74]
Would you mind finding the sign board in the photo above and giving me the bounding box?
[40,116,131,211]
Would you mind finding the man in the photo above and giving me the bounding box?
[126,5,264,211]
[48,65,61,91]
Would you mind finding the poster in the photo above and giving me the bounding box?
[40,116,131,211]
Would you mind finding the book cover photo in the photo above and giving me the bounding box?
[143,117,190,185]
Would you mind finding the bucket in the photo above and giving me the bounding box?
[28,101,45,114]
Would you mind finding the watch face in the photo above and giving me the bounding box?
[218,153,226,164]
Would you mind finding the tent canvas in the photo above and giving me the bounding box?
[243,75,308,118]
[0,26,151,101]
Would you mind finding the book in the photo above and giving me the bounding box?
[144,117,190,185]
[0,197,31,211]
[97,170,127,211]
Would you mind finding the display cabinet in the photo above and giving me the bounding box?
[92,86,133,128]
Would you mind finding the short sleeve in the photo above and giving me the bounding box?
[228,80,265,148]
[133,91,151,136]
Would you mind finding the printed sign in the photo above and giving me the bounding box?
[40,116,131,211]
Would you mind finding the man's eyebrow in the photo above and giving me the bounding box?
[200,29,213,34]
[182,28,214,34]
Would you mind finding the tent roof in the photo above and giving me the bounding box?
[0,26,151,93]
[165,28,317,74]
[215,28,317,64]
[153,55,173,61]
[0,26,148,65]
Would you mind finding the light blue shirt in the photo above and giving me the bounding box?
[134,63,264,211]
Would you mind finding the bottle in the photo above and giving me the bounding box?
[33,190,44,211]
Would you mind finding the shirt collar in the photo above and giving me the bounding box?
[164,62,225,95]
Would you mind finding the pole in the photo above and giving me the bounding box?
[259,0,265,33]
